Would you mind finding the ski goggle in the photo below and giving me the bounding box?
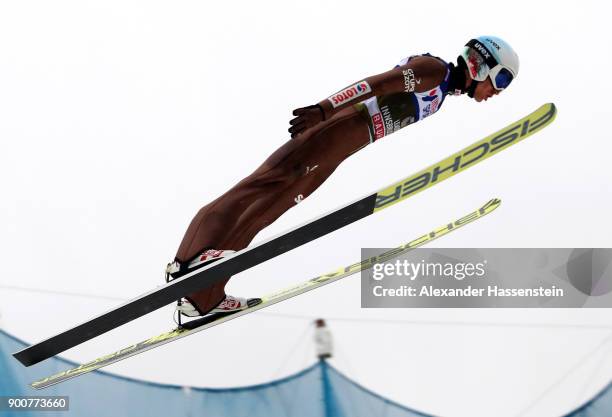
[465,39,515,91]
[488,65,514,90]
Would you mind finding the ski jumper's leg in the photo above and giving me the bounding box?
[175,107,371,313]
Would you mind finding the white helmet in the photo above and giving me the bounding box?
[460,36,519,91]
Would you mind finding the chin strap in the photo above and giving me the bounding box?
[466,80,479,98]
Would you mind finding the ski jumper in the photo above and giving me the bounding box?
[174,54,456,315]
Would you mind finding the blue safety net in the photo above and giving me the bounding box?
[3,329,610,417]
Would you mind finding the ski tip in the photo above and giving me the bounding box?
[541,102,558,119]
[481,198,502,211]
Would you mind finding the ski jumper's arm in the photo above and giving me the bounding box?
[318,56,446,118]
[289,56,447,138]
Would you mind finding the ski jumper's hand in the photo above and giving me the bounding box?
[288,104,326,138]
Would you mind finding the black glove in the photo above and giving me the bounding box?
[288,104,325,138]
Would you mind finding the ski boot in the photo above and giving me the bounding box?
[165,249,258,323]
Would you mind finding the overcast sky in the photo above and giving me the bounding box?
[1,1,611,416]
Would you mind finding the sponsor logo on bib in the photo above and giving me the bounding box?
[372,113,385,140]
[421,89,440,118]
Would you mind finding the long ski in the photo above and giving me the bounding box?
[31,198,501,389]
[14,103,556,367]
